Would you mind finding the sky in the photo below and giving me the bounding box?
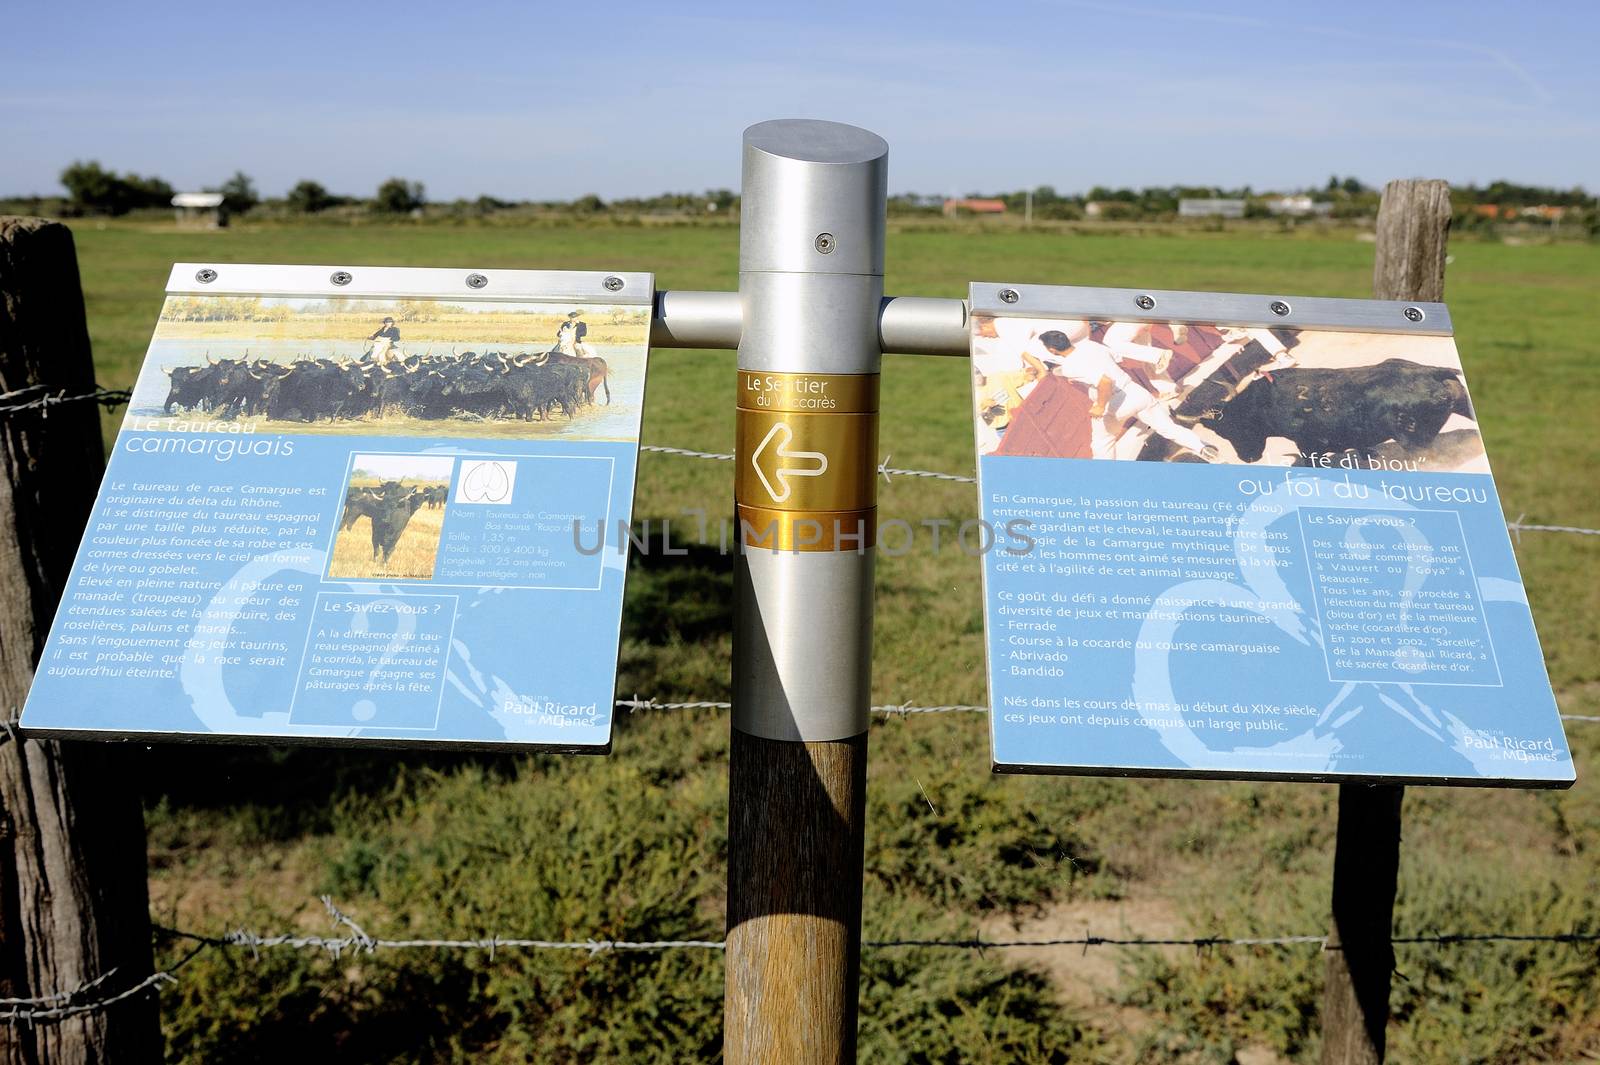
[4,0,1597,201]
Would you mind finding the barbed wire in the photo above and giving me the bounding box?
[155,898,1600,964]
[166,923,1600,962]
[1509,515,1600,540]
[616,696,733,713]
[616,696,988,716]
[639,443,734,463]
[0,385,132,418]
[0,968,121,1008]
[7,900,1599,1025]
[637,440,982,487]
[0,948,202,1026]
[616,696,1598,725]
[637,440,1600,537]
[4,687,1590,744]
[1,386,1593,538]
[877,453,977,486]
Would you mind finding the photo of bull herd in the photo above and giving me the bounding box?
[971,315,1487,471]
[130,295,649,440]
[163,348,604,424]
[328,455,454,581]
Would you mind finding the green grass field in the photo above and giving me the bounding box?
[68,220,1600,1063]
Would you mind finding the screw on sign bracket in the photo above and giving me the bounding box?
[749,422,829,504]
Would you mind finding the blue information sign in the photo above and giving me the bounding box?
[970,284,1573,786]
[22,264,651,751]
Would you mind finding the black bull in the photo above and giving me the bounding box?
[340,482,428,564]
[162,351,605,423]
[1139,355,1472,464]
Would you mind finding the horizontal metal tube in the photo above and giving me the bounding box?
[650,289,742,349]
[878,295,970,357]
[649,290,970,357]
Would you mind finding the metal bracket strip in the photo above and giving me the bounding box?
[166,263,655,306]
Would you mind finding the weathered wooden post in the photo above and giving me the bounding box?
[1319,179,1451,1065]
[724,120,887,1064]
[0,217,161,1063]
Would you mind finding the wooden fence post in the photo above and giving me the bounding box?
[1319,179,1451,1065]
[0,217,161,1063]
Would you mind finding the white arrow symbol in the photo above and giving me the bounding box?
[751,421,828,503]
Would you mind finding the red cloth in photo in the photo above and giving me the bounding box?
[993,375,1094,459]
[1152,323,1226,381]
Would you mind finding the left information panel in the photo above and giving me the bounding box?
[21,264,653,751]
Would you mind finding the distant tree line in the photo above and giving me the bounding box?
[42,163,430,219]
[18,162,1595,235]
[161,295,444,323]
[40,163,742,220]
[893,175,1596,230]
[58,161,175,216]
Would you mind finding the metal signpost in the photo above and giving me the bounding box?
[725,120,884,1064]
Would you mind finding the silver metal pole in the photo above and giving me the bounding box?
[649,293,968,356]
[724,118,887,1064]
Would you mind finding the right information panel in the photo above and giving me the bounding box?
[971,285,1574,786]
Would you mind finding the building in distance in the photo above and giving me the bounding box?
[943,198,1007,217]
[1178,198,1246,219]
[171,191,225,228]
[1264,194,1334,217]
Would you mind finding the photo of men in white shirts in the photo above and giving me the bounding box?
[1036,329,1218,461]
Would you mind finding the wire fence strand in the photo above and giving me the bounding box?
[4,386,1595,538]
[9,899,1597,1027]
[0,385,133,418]
[154,898,1600,962]
[0,948,203,1026]
[639,443,735,463]
[616,696,1598,725]
[636,437,1599,538]
[8,887,1597,1024]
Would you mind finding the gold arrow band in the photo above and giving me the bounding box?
[735,409,878,514]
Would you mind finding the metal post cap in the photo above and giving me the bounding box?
[744,118,888,166]
[740,119,888,277]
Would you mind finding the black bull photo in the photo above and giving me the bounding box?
[1138,337,1475,464]
[161,348,611,423]
[339,480,447,565]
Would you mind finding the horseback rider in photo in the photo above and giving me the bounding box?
[555,311,594,359]
[367,317,402,367]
